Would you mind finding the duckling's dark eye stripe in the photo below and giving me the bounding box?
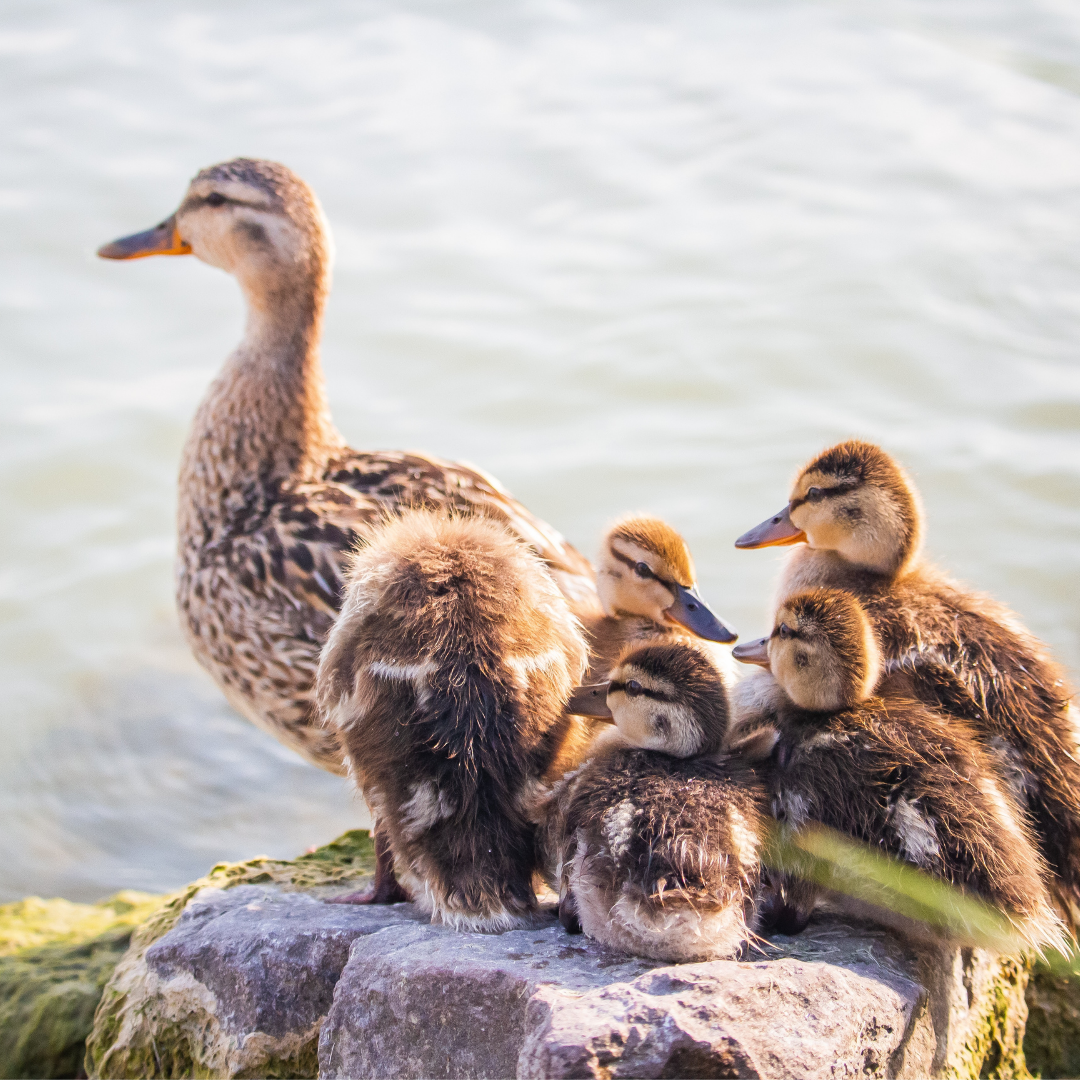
[607,545,678,590]
[789,483,855,510]
[608,679,672,702]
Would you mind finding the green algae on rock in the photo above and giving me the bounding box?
[84,829,374,1080]
[1024,968,1080,1080]
[0,892,164,1080]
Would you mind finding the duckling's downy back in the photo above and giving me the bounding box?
[318,510,588,930]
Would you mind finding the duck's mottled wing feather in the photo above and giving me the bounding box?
[326,449,600,612]
[210,482,376,624]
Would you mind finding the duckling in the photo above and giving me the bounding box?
[540,641,772,962]
[539,515,741,782]
[731,588,1065,951]
[583,515,738,680]
[316,510,588,929]
[98,159,597,776]
[735,439,1080,927]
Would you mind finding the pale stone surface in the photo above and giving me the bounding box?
[90,880,1031,1079]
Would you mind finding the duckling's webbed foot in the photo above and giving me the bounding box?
[559,892,582,934]
[327,830,410,905]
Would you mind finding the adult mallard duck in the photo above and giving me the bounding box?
[98,158,597,775]
[734,439,1080,930]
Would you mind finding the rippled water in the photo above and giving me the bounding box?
[2,0,1079,902]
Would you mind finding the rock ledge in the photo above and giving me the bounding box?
[85,834,1030,1079]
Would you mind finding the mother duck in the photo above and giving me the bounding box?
[98,158,597,775]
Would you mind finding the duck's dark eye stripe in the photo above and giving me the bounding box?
[607,545,677,589]
[608,679,672,702]
[789,482,856,510]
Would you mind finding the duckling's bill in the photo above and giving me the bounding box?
[664,583,738,642]
[566,683,614,720]
[734,505,805,549]
[98,213,192,260]
[732,637,771,667]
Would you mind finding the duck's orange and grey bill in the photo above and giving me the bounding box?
[732,637,771,667]
[734,505,806,549]
[97,214,191,259]
[567,683,613,720]
[665,583,738,643]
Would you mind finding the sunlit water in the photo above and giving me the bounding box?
[2,0,1079,902]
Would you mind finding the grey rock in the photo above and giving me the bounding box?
[143,885,418,1042]
[90,882,1030,1079]
[318,920,657,1080]
[320,912,1027,1079]
[90,884,424,1078]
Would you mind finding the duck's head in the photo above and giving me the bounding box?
[596,516,737,643]
[568,640,730,756]
[98,158,331,307]
[734,440,923,577]
[732,588,881,712]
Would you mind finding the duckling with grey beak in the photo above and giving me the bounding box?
[731,588,1066,953]
[539,640,772,962]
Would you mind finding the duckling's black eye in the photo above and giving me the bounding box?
[634,562,653,579]
[625,680,643,697]
[806,486,822,501]
[205,192,226,207]
[778,623,792,640]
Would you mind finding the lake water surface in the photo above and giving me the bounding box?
[2,0,1079,902]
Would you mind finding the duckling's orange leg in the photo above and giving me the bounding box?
[327,830,411,905]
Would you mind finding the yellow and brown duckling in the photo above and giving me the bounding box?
[735,439,1080,928]
[98,159,597,776]
[540,641,771,962]
[732,588,1066,952]
[316,510,588,930]
[583,515,738,682]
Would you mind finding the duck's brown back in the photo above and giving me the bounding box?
[178,447,598,775]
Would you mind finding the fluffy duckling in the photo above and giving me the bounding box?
[584,515,738,680]
[735,439,1080,927]
[316,510,588,930]
[732,588,1065,951]
[541,641,771,962]
[99,159,597,776]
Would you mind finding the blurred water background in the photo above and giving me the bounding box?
[1,0,1079,902]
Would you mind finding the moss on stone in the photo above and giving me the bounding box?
[84,829,374,1080]
[1024,967,1080,1080]
[0,892,164,1080]
[973,957,1032,1080]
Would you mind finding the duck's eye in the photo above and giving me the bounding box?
[634,562,653,579]
[806,486,822,501]
[625,680,643,697]
[205,192,227,207]
[778,623,792,640]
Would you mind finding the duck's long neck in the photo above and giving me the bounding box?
[178,265,345,538]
